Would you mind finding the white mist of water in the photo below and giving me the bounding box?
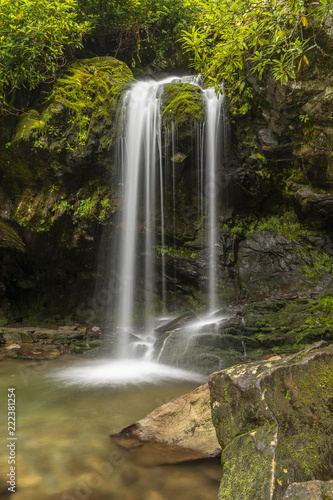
[50,359,205,387]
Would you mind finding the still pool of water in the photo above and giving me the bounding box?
[0,356,221,499]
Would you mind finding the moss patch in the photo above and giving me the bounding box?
[162,82,204,133]
[219,425,276,500]
[14,57,133,154]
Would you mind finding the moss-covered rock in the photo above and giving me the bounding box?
[209,341,333,499]
[0,57,133,322]
[14,57,133,157]
[219,207,333,302]
[283,480,333,499]
[162,82,204,136]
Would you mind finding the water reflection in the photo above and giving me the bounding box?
[0,357,220,499]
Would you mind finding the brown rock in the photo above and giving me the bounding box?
[111,383,221,465]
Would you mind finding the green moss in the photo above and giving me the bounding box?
[14,188,57,232]
[301,249,333,283]
[218,425,277,500]
[162,82,204,131]
[153,244,198,259]
[14,57,133,153]
[263,354,333,497]
[222,207,322,242]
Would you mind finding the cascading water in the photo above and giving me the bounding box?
[203,87,224,312]
[111,76,228,359]
[113,77,173,357]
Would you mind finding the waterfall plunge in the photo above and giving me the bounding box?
[111,76,227,358]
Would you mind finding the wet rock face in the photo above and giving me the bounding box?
[237,229,332,299]
[209,342,333,500]
[153,294,333,375]
[237,230,305,297]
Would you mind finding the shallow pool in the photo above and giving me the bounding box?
[0,355,221,499]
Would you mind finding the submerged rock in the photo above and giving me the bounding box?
[209,341,333,499]
[111,383,221,465]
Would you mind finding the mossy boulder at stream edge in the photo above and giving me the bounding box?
[209,341,333,500]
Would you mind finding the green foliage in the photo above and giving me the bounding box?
[74,197,96,218]
[78,0,198,69]
[307,295,333,329]
[223,208,322,242]
[246,210,307,241]
[154,244,197,259]
[52,200,74,216]
[299,113,309,123]
[53,186,113,222]
[0,0,91,114]
[181,0,333,113]
[301,250,333,283]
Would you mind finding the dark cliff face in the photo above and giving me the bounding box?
[1,31,333,325]
[0,57,133,324]
[214,20,333,304]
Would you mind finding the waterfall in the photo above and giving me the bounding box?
[110,76,227,358]
[203,87,225,312]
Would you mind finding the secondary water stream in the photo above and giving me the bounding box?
[0,357,221,500]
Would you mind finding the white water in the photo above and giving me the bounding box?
[50,359,205,387]
[203,88,224,312]
[115,77,175,356]
[111,76,227,359]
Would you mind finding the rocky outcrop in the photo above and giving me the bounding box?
[0,324,108,357]
[111,383,221,465]
[209,341,333,499]
[1,36,333,321]
[153,294,333,374]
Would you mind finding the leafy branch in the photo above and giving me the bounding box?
[181,0,333,112]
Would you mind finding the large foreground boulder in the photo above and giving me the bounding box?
[209,341,333,499]
[111,383,221,465]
